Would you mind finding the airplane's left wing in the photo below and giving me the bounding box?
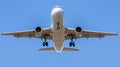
[2,28,52,40]
[2,30,35,38]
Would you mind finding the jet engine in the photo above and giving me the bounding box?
[75,26,82,37]
[35,27,42,37]
[35,27,41,32]
[76,26,82,32]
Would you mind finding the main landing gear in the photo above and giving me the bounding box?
[43,41,48,47]
[69,34,75,47]
[43,35,48,47]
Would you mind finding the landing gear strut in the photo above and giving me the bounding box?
[69,34,75,47]
[43,35,48,47]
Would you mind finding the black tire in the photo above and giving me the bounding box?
[69,42,75,47]
[46,42,48,46]
[43,42,45,47]
[69,42,71,47]
[72,42,75,47]
[73,43,75,47]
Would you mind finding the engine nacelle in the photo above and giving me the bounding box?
[35,27,42,37]
[75,26,82,37]
[35,27,41,32]
[76,26,82,32]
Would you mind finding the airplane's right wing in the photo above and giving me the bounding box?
[65,28,118,40]
[81,30,118,38]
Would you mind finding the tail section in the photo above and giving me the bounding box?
[39,47,79,51]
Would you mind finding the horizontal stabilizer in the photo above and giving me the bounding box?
[39,47,79,51]
[39,47,54,51]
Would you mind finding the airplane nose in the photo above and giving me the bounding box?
[51,7,63,16]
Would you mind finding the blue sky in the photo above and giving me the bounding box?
[0,0,120,67]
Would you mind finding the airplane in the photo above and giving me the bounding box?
[2,6,118,53]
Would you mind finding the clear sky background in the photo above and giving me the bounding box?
[0,0,120,67]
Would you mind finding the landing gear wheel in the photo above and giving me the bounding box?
[72,42,75,47]
[46,42,48,46]
[69,42,75,47]
[43,42,48,47]
[43,42,45,47]
[69,42,72,47]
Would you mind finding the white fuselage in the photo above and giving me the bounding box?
[51,7,65,53]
